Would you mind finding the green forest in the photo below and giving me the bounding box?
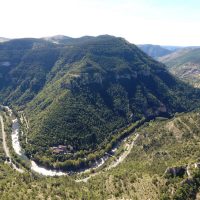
[1,36,200,169]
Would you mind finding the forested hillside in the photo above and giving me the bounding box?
[1,110,200,199]
[0,35,200,170]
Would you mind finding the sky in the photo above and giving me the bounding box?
[1,0,200,46]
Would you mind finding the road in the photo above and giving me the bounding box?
[75,134,139,182]
[106,134,139,171]
[0,115,10,158]
[0,115,23,173]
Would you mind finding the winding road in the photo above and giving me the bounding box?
[75,133,139,182]
[106,134,139,171]
[0,116,10,158]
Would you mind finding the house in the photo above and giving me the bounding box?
[52,148,65,154]
[51,145,73,154]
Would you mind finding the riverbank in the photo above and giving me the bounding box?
[0,115,23,173]
[1,105,142,181]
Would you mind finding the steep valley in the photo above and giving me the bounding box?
[1,107,200,199]
[0,35,200,199]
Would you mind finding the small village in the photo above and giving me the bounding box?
[50,145,73,154]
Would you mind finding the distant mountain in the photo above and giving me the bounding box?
[1,35,200,170]
[43,35,96,45]
[43,35,72,44]
[0,37,9,43]
[138,44,173,59]
[161,45,183,51]
[159,47,200,88]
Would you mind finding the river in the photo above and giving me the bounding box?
[5,106,111,176]
[3,106,139,179]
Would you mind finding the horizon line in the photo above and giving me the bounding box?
[1,34,200,47]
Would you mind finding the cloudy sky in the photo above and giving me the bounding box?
[1,0,200,45]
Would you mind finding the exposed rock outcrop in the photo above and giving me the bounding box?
[164,166,187,178]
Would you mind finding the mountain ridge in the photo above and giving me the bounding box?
[138,44,173,58]
[0,35,200,170]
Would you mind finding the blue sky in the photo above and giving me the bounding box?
[1,0,200,45]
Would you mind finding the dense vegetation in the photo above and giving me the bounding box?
[1,35,200,169]
[1,110,200,199]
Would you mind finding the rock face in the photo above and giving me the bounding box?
[180,178,194,186]
[194,162,200,169]
[164,166,186,178]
